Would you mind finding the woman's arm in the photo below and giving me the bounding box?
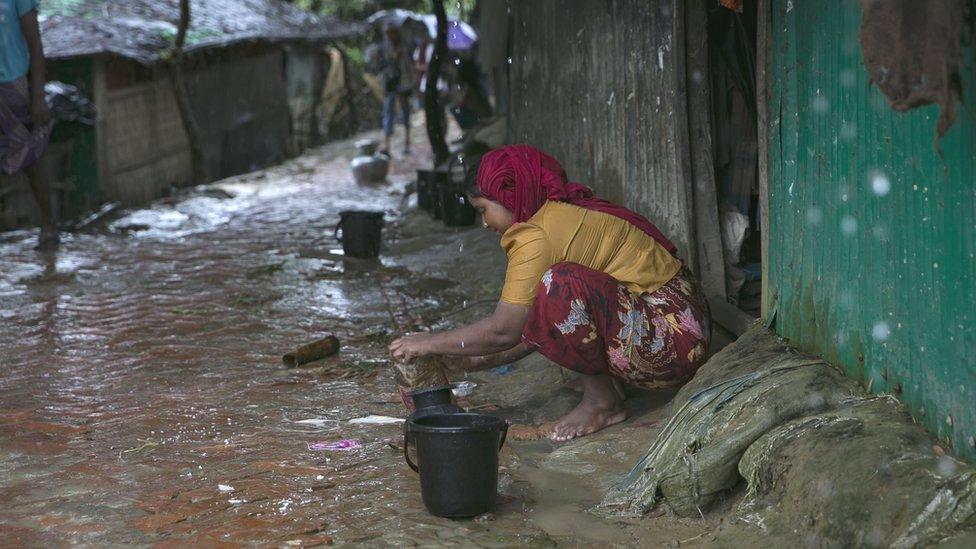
[19,9,51,126]
[445,342,534,373]
[389,300,529,361]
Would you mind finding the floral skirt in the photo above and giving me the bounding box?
[522,262,710,390]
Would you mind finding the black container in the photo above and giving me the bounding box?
[404,413,508,518]
[416,170,437,212]
[334,210,383,258]
[404,386,464,464]
[409,385,461,415]
[429,171,448,220]
[439,179,477,227]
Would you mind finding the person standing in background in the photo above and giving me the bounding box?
[1,0,57,250]
[378,25,415,157]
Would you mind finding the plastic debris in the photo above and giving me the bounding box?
[490,364,514,376]
[348,415,405,425]
[295,418,335,427]
[308,439,361,451]
[451,381,477,397]
[218,484,235,492]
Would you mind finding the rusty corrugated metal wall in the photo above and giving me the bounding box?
[508,0,697,263]
[766,0,976,459]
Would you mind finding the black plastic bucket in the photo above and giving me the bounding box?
[404,386,463,465]
[416,170,437,212]
[334,210,383,258]
[405,413,508,518]
[439,179,477,227]
[429,171,449,220]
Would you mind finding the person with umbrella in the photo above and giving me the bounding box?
[377,25,416,157]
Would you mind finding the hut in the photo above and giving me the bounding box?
[0,0,363,228]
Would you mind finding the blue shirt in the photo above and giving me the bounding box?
[0,0,38,83]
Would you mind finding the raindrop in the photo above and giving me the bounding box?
[458,242,464,253]
[805,206,823,226]
[871,321,890,342]
[839,69,857,88]
[454,58,460,65]
[807,392,825,409]
[811,95,829,114]
[457,196,465,205]
[506,57,512,65]
[463,300,468,309]
[869,171,891,196]
[840,215,857,235]
[840,121,857,140]
[838,290,854,308]
[937,456,958,477]
[691,70,703,83]
[460,340,466,349]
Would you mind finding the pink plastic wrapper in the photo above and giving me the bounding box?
[307,439,361,451]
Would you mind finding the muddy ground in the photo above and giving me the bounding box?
[0,121,746,547]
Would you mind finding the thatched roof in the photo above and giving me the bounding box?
[40,0,365,64]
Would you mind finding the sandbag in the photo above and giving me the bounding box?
[598,328,859,517]
[737,396,976,548]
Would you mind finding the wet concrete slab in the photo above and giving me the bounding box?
[0,122,724,547]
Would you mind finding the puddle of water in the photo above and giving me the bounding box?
[0,127,708,547]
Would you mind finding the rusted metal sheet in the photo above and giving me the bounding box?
[508,0,696,263]
[767,0,976,459]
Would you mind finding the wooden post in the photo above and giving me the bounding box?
[425,0,450,167]
[757,0,771,324]
[169,0,210,184]
[337,46,359,135]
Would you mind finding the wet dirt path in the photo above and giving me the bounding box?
[0,125,716,547]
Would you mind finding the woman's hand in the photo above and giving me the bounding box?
[389,333,434,362]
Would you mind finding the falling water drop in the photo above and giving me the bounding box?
[869,170,891,196]
[871,321,890,342]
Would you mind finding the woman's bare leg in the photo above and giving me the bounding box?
[550,374,626,442]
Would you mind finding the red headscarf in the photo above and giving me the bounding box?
[476,144,678,257]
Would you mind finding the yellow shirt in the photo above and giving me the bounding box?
[499,201,682,306]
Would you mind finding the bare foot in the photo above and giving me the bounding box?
[563,378,584,392]
[550,375,627,442]
[566,377,626,401]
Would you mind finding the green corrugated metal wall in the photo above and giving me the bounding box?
[767,0,976,459]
